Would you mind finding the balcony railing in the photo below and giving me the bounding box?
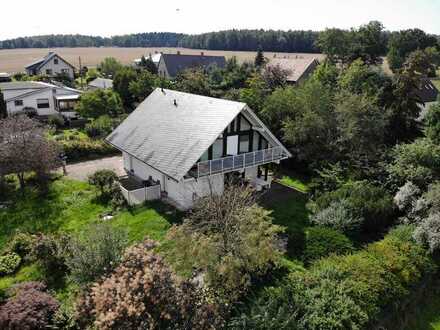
[194,146,287,178]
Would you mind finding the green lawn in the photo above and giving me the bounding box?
[0,177,183,298]
[274,169,311,193]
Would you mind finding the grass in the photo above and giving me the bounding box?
[274,168,311,193]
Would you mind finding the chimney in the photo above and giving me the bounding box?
[177,50,181,55]
[200,52,204,56]
[173,99,178,106]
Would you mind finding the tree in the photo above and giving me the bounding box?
[128,70,157,102]
[404,49,438,77]
[0,91,7,119]
[0,282,59,329]
[174,68,211,96]
[75,89,123,119]
[98,57,123,78]
[426,102,440,143]
[254,46,266,67]
[140,55,159,74]
[88,169,118,197]
[317,28,353,65]
[77,239,225,330]
[113,67,138,108]
[239,73,268,113]
[262,64,291,90]
[166,184,283,302]
[0,116,60,189]
[354,21,387,65]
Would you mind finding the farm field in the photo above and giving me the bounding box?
[0,47,326,73]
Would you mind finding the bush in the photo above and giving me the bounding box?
[109,182,127,210]
[414,212,440,252]
[84,115,115,138]
[88,169,119,197]
[77,240,225,330]
[310,199,363,235]
[31,234,68,279]
[310,181,395,235]
[65,223,128,285]
[0,253,21,276]
[60,138,117,161]
[230,225,436,329]
[2,231,36,259]
[0,282,59,329]
[303,227,354,263]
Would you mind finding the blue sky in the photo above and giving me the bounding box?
[1,0,439,39]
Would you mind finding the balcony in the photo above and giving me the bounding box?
[192,146,287,178]
[119,175,161,205]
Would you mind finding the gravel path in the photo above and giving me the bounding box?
[62,156,125,181]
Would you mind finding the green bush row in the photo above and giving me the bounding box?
[231,225,437,329]
[60,139,118,162]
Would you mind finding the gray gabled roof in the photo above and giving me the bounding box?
[106,88,245,181]
[25,52,75,71]
[88,77,113,89]
[269,57,319,83]
[161,54,226,77]
[416,78,439,104]
[0,81,81,102]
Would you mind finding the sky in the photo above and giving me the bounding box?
[1,0,440,40]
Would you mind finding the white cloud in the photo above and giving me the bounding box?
[0,0,439,40]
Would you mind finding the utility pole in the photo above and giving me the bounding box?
[79,56,84,89]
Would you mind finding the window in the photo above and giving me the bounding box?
[61,68,69,74]
[45,69,53,75]
[14,100,23,106]
[240,115,251,131]
[239,135,250,153]
[252,131,260,151]
[199,150,209,162]
[37,98,50,109]
[54,58,59,65]
[212,139,223,159]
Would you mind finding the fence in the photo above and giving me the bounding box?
[120,183,161,206]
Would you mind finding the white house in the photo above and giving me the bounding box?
[0,81,82,118]
[25,52,75,80]
[106,88,291,209]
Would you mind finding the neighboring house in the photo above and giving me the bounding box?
[133,53,162,67]
[269,56,320,84]
[0,73,12,83]
[106,88,291,209]
[88,77,113,90]
[25,52,75,80]
[157,53,226,79]
[417,78,439,120]
[0,81,82,118]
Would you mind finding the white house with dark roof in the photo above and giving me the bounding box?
[106,88,291,209]
[0,81,82,118]
[25,52,75,79]
[157,53,226,79]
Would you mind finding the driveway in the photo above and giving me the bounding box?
[63,156,125,181]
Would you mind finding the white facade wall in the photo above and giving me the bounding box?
[38,56,75,79]
[123,152,225,209]
[6,88,57,116]
[157,59,170,79]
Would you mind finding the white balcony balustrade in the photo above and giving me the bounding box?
[195,146,287,178]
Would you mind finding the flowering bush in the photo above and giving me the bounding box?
[77,239,224,330]
[0,253,21,276]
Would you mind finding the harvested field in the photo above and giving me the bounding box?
[0,47,325,73]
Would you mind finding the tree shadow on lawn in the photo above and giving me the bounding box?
[259,182,310,259]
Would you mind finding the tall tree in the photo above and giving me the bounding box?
[75,89,123,119]
[140,55,158,75]
[98,57,123,78]
[254,46,266,67]
[0,92,7,119]
[113,67,138,108]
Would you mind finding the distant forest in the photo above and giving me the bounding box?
[0,30,320,53]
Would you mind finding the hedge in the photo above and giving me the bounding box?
[230,225,437,330]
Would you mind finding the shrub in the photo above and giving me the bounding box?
[2,231,36,259]
[31,234,68,279]
[310,199,363,235]
[166,185,283,302]
[230,225,436,329]
[394,181,421,212]
[109,182,127,210]
[88,169,119,197]
[60,138,117,161]
[84,115,115,138]
[0,282,59,329]
[310,181,395,234]
[0,253,21,276]
[65,223,128,285]
[77,240,225,330]
[414,212,440,252]
[303,227,354,263]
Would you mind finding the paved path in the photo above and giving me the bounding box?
[62,156,125,181]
